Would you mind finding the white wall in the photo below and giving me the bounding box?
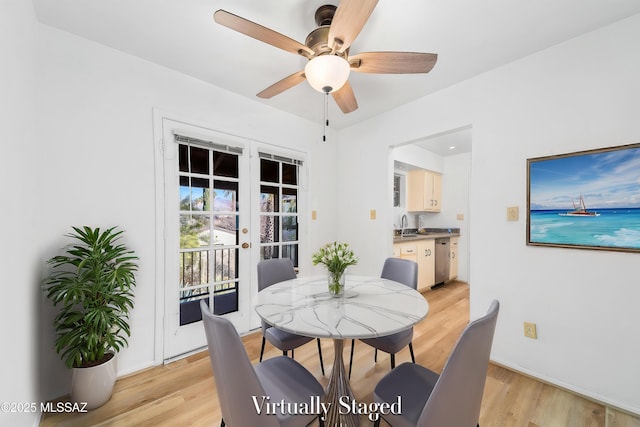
[0,1,40,426]
[340,14,640,414]
[33,23,339,400]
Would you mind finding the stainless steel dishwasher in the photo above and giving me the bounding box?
[435,238,450,284]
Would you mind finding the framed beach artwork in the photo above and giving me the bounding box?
[527,143,640,253]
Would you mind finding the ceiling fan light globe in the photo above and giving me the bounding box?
[304,55,350,93]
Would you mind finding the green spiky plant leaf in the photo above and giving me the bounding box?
[44,226,138,369]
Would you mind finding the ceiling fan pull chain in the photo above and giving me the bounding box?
[323,91,329,142]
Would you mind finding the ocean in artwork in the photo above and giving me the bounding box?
[529,208,640,249]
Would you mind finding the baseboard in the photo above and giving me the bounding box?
[490,358,640,417]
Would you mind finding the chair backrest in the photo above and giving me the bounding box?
[200,300,279,427]
[380,257,418,290]
[257,258,297,292]
[418,300,500,427]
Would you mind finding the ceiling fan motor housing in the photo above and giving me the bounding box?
[306,5,348,58]
[314,4,336,26]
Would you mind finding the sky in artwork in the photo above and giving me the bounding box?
[529,146,640,210]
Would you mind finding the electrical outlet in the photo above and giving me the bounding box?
[524,322,537,339]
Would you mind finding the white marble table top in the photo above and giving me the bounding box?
[254,275,429,339]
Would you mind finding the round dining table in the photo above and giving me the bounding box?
[254,274,429,427]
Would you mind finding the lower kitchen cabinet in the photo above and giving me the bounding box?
[417,240,435,291]
[449,237,459,280]
[394,242,417,263]
[393,240,434,292]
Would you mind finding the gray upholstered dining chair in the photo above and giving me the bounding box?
[257,258,325,375]
[348,257,418,379]
[372,300,500,427]
[200,300,325,427]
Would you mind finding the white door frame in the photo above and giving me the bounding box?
[152,110,309,363]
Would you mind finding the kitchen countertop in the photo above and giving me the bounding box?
[393,228,460,243]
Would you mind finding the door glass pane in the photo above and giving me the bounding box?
[179,176,190,210]
[190,146,209,174]
[179,250,209,286]
[282,244,298,266]
[190,177,210,211]
[179,145,189,172]
[282,188,297,213]
[282,216,297,242]
[260,245,280,261]
[212,247,238,281]
[214,181,238,212]
[282,163,297,185]
[213,214,238,245]
[260,216,279,243]
[214,152,238,178]
[261,186,279,212]
[260,159,279,183]
[180,214,210,248]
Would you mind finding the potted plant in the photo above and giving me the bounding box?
[312,241,358,297]
[44,226,138,409]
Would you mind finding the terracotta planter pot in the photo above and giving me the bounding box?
[70,352,117,410]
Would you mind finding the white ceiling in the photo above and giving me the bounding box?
[33,0,640,134]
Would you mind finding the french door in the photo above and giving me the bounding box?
[159,118,305,361]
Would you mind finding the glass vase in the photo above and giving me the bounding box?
[328,271,345,297]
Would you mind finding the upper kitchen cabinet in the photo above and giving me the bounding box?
[407,169,442,212]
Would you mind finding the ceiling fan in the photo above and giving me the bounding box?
[214,0,438,114]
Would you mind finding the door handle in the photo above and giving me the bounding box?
[241,242,250,249]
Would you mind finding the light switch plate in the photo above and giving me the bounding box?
[311,210,317,220]
[524,322,537,339]
[507,206,519,221]
[370,210,376,220]
[457,213,464,220]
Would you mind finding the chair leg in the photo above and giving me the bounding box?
[409,341,416,363]
[291,348,295,359]
[374,348,378,362]
[390,353,395,369]
[348,339,355,379]
[316,338,325,376]
[220,419,225,427]
[283,350,287,356]
[259,336,266,362]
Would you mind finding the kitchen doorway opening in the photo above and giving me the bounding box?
[390,125,472,284]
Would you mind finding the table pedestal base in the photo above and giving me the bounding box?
[324,339,359,427]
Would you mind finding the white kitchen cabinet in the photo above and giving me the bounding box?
[393,239,434,292]
[393,242,417,264]
[407,169,442,212]
[449,237,459,280]
[416,240,435,291]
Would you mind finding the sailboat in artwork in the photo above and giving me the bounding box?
[559,195,600,217]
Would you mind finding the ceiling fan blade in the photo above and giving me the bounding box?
[331,81,358,113]
[214,10,313,57]
[328,0,378,54]
[257,70,306,99]
[350,52,438,74]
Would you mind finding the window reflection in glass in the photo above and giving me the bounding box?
[282,216,297,242]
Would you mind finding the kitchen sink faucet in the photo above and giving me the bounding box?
[401,214,408,238]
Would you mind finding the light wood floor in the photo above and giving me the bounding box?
[41,281,640,427]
